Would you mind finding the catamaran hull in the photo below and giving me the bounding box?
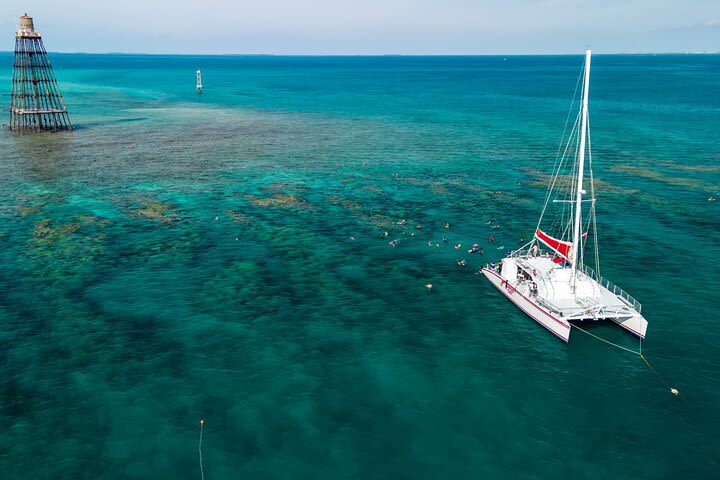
[610,316,647,339]
[482,268,572,342]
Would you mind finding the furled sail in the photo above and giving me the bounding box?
[535,229,573,261]
[535,229,586,262]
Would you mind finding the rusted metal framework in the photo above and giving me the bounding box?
[8,14,72,132]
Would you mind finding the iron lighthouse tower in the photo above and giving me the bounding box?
[8,14,72,132]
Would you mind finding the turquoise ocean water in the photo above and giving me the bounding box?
[0,53,719,479]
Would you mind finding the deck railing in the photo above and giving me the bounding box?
[496,249,643,315]
[580,264,642,314]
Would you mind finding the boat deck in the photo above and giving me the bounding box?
[503,255,640,319]
[485,254,648,340]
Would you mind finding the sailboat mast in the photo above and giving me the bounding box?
[571,49,592,290]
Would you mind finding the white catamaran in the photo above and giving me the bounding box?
[482,50,648,343]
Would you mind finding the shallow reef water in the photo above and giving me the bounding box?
[0,53,718,479]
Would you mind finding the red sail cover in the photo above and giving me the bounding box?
[535,229,573,261]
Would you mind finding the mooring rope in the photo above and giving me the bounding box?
[571,323,640,354]
[198,419,205,480]
[571,324,678,396]
[638,341,678,395]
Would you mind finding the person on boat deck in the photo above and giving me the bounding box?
[530,282,538,297]
[532,244,539,257]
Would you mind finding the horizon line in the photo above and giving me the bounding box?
[0,51,718,57]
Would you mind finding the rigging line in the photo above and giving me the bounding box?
[561,118,581,243]
[580,217,596,270]
[536,89,583,233]
[548,68,584,186]
[545,65,584,197]
[554,64,584,163]
[580,203,594,262]
[510,239,535,258]
[587,112,600,275]
[539,142,573,231]
[545,112,581,237]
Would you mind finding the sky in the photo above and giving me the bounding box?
[1,0,718,54]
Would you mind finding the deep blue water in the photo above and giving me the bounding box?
[0,53,719,479]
